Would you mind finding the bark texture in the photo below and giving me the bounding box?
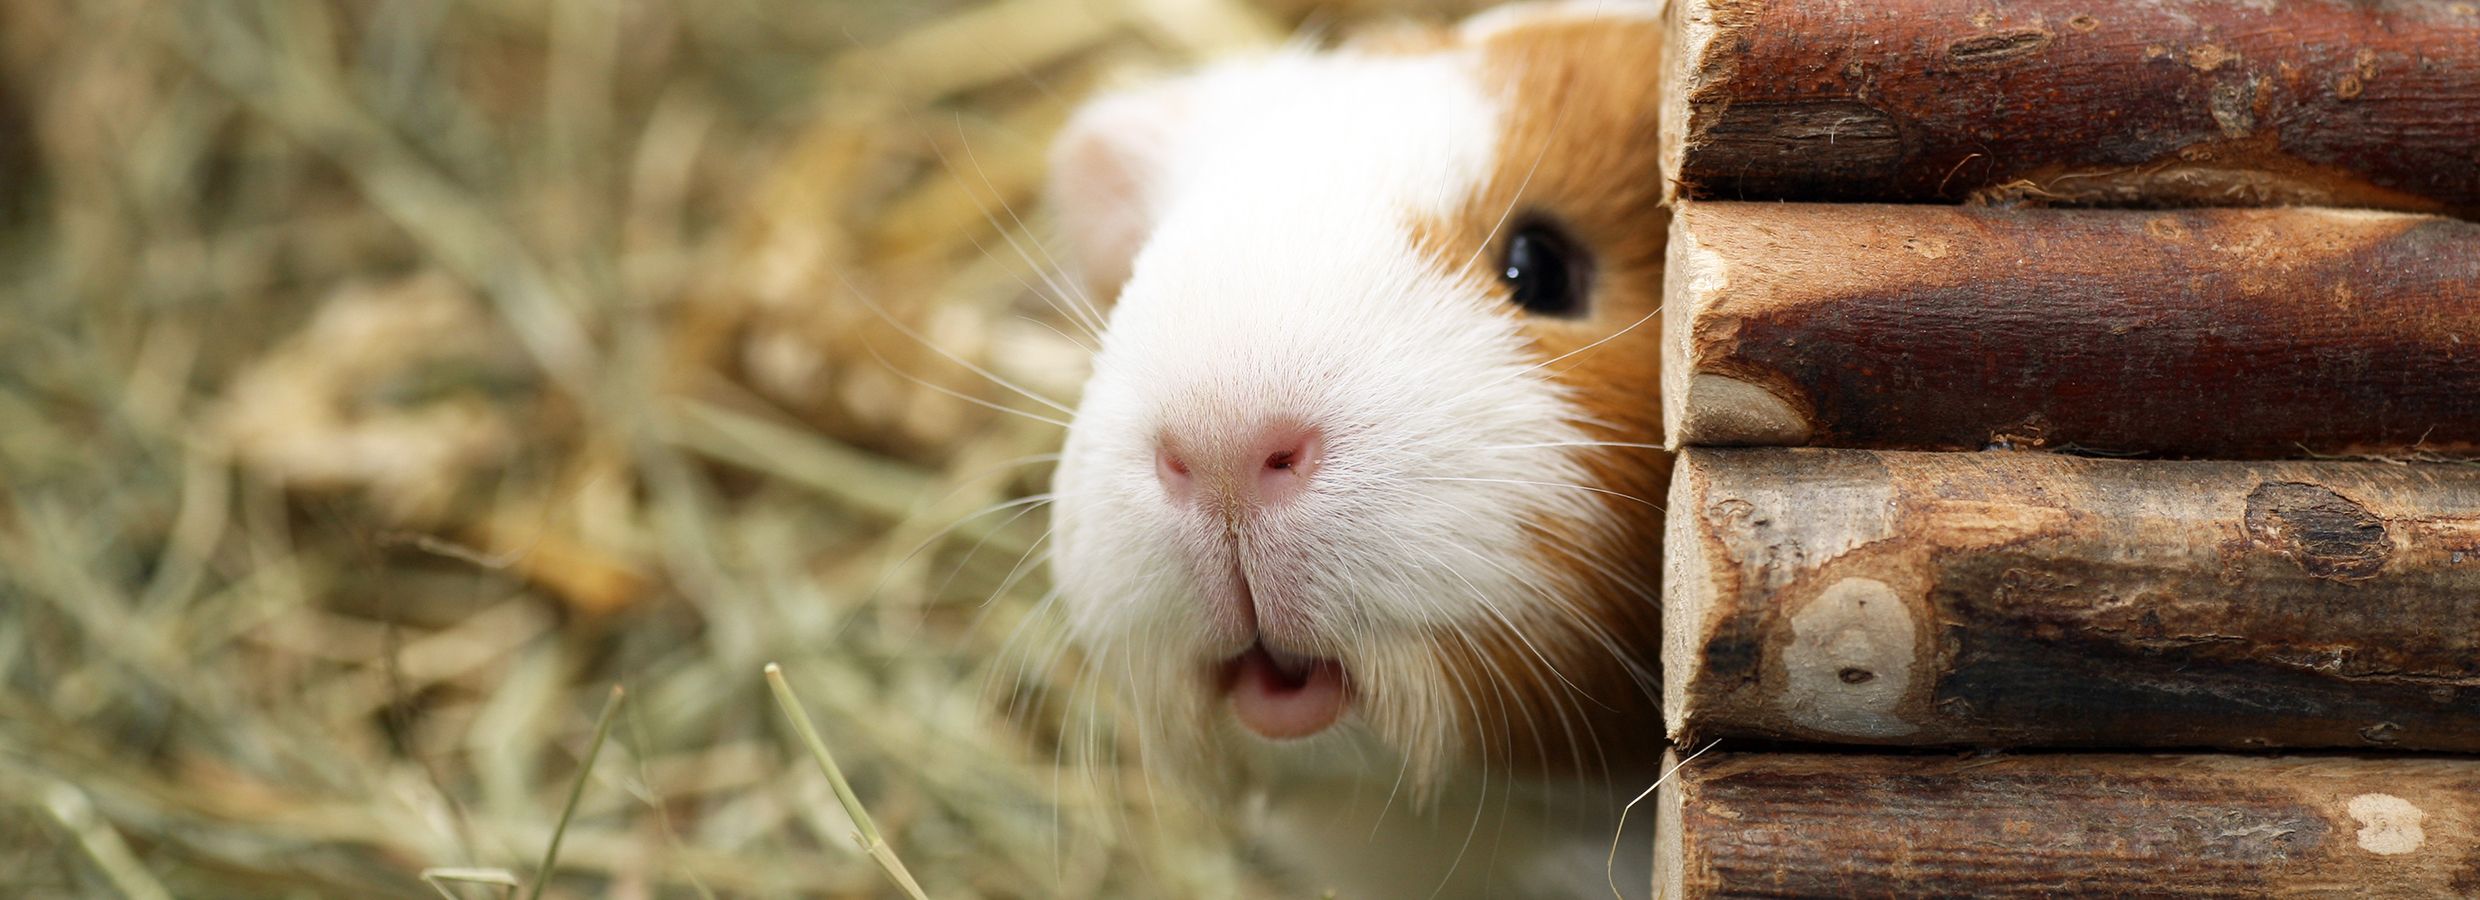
[1662,203,2480,457]
[1662,0,2480,213]
[1661,448,2480,750]
[1654,751,2480,899]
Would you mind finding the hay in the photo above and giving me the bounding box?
[0,0,1479,896]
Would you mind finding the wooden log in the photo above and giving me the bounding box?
[1661,202,2480,456]
[1653,751,2480,899]
[1660,0,2480,213]
[1661,448,2480,750]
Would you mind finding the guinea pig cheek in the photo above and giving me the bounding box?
[1218,642,1350,740]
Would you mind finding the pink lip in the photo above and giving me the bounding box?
[1219,642,1348,740]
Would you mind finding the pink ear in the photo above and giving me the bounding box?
[1048,81,1190,302]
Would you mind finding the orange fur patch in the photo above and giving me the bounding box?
[1411,11,1675,778]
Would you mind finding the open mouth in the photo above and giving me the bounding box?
[1218,641,1348,740]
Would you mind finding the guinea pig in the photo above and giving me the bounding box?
[1044,1,1671,893]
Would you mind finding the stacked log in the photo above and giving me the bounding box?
[1661,448,2480,750]
[1661,0,2480,214]
[1647,1,2480,895]
[1661,203,2480,456]
[1654,751,2480,899]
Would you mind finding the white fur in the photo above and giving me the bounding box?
[1049,46,1608,787]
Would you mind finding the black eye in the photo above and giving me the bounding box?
[1499,220,1589,317]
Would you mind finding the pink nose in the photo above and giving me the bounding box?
[1157,423,1325,512]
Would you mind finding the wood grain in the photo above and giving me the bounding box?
[1661,448,2480,751]
[1661,0,2480,213]
[1662,202,2480,457]
[1654,751,2480,899]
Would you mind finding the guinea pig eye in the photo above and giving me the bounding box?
[1499,220,1589,317]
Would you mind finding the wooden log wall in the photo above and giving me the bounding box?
[1660,0,2480,214]
[1654,751,2480,899]
[1661,202,2480,456]
[1663,448,2480,750]
[1647,3,2480,895]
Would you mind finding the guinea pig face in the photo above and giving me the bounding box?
[1046,3,1669,788]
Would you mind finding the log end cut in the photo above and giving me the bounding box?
[1660,457,1707,741]
[1651,747,1688,900]
[1659,210,1697,450]
[1678,374,1812,446]
[1662,205,1816,448]
[1656,0,1723,207]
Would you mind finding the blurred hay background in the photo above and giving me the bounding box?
[0,0,1481,896]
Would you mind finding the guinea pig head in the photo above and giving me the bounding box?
[1045,4,1669,789]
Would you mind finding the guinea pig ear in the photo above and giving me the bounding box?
[1047,80,1191,302]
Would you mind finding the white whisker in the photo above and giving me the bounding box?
[937,118,1113,336]
[861,341,1074,428]
[1609,741,1719,900]
[1523,303,1663,376]
[1471,440,1667,452]
[838,269,1079,415]
[878,492,1056,581]
[1405,475,1661,509]
[1019,313,1099,356]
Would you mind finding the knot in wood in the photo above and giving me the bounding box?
[2244,481,2393,579]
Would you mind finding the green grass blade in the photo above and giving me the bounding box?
[766,662,930,900]
[528,685,624,900]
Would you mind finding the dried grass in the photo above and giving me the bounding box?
[0,0,1479,896]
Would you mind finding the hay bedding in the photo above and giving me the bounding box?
[0,0,1479,896]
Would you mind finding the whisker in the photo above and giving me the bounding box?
[1504,524,1663,704]
[861,340,1074,428]
[984,587,1064,714]
[923,452,1064,509]
[1469,440,1667,452]
[1521,303,1663,377]
[978,532,1056,611]
[1459,74,1572,279]
[1428,632,1501,900]
[1379,530,1595,707]
[952,129,1108,327]
[837,268,1080,415]
[1427,545,1609,786]
[933,509,1053,610]
[1450,629,1534,895]
[908,110,1111,337]
[875,492,1056,588]
[1434,541,1620,713]
[1609,740,1720,900]
[1404,475,1662,509]
[1366,638,1432,833]
[1421,298,1665,419]
[1019,313,1099,356]
[964,220,1110,340]
[966,229,1110,342]
[934,117,1113,337]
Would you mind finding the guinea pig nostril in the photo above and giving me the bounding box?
[1255,427,1324,508]
[1156,446,1193,494]
[1156,425,1321,510]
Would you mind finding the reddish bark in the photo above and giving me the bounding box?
[1663,0,2480,215]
